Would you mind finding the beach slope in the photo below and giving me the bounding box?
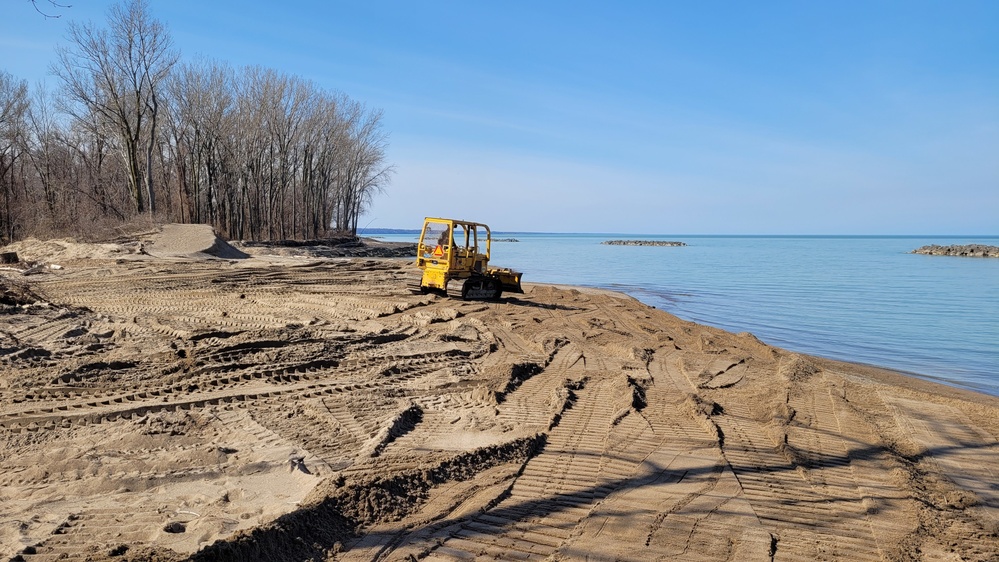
[1,229,997,561]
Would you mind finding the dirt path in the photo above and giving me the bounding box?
[1,243,998,561]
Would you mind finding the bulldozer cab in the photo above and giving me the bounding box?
[418,218,491,276]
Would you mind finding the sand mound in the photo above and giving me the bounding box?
[147,224,249,259]
[0,224,247,263]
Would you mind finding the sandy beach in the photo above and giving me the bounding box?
[1,225,997,562]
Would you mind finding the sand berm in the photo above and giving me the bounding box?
[1,224,997,561]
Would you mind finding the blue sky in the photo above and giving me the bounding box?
[3,1,997,234]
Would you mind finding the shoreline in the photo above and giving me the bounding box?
[536,281,998,400]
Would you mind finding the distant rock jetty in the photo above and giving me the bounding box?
[602,240,686,247]
[912,244,999,258]
[494,238,520,242]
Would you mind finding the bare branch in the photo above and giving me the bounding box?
[30,0,72,19]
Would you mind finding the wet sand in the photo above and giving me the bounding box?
[1,225,997,561]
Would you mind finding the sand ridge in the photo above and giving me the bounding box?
[0,223,248,265]
[1,227,997,561]
[146,224,249,260]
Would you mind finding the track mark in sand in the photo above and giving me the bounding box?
[677,353,751,390]
[13,507,170,562]
[885,396,999,515]
[564,351,773,561]
[0,330,475,434]
[384,297,783,560]
[414,373,665,560]
[882,394,999,559]
[190,435,544,562]
[411,345,761,561]
[4,407,320,561]
[366,402,424,458]
[651,348,902,560]
[29,262,417,340]
[698,356,750,389]
[340,463,525,561]
[421,379,611,560]
[215,408,335,475]
[712,376,887,561]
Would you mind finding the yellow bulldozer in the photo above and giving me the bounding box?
[413,217,523,300]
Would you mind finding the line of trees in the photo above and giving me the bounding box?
[0,0,392,244]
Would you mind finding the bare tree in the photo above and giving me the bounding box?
[52,0,177,214]
[342,106,392,233]
[165,59,236,225]
[67,111,130,222]
[324,99,393,234]
[25,85,60,216]
[0,70,30,243]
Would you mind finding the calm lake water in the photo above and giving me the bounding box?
[377,233,999,396]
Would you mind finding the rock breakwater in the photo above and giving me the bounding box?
[602,240,686,247]
[912,244,999,258]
